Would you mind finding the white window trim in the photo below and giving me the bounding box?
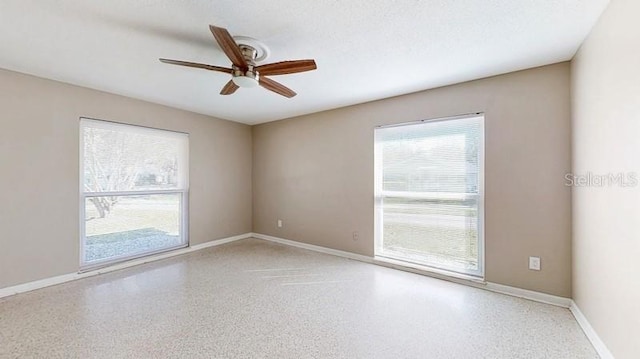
[374,113,485,279]
[78,118,189,271]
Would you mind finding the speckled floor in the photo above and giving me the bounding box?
[0,238,597,359]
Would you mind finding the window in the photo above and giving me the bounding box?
[374,114,484,277]
[80,119,189,268]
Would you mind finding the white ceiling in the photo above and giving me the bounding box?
[0,1,609,125]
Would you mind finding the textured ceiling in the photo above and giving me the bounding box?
[0,0,608,125]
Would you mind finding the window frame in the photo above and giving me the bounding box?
[79,118,189,270]
[374,113,485,278]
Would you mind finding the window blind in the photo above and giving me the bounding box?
[375,115,484,277]
[80,119,189,268]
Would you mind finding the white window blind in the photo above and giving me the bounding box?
[375,114,484,277]
[80,119,189,268]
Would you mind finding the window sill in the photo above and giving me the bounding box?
[373,255,486,284]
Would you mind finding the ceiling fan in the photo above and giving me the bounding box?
[160,25,317,98]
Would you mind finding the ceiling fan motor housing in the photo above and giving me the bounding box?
[232,45,259,87]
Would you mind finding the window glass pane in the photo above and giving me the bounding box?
[84,194,183,264]
[82,122,188,192]
[375,115,483,277]
[378,117,481,193]
[381,197,479,272]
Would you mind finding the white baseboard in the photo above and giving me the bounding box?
[570,300,615,359]
[0,272,82,300]
[252,232,571,308]
[191,233,251,251]
[0,232,251,299]
[251,233,374,263]
[483,282,571,308]
[373,255,487,284]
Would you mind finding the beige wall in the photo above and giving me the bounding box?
[572,0,640,357]
[0,69,252,289]
[253,63,572,297]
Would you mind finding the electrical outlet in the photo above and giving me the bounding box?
[352,231,359,241]
[529,256,541,271]
[277,219,283,228]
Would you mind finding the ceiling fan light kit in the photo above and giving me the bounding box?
[231,44,259,88]
[231,70,259,88]
[159,24,317,98]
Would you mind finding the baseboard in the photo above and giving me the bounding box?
[374,257,570,308]
[251,233,374,263]
[0,232,251,299]
[252,232,571,308]
[570,300,615,359]
[483,282,571,308]
[191,233,250,251]
[373,255,487,284]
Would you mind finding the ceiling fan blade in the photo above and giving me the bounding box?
[159,59,232,74]
[256,60,317,76]
[209,25,248,68]
[259,77,297,98]
[220,80,239,95]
